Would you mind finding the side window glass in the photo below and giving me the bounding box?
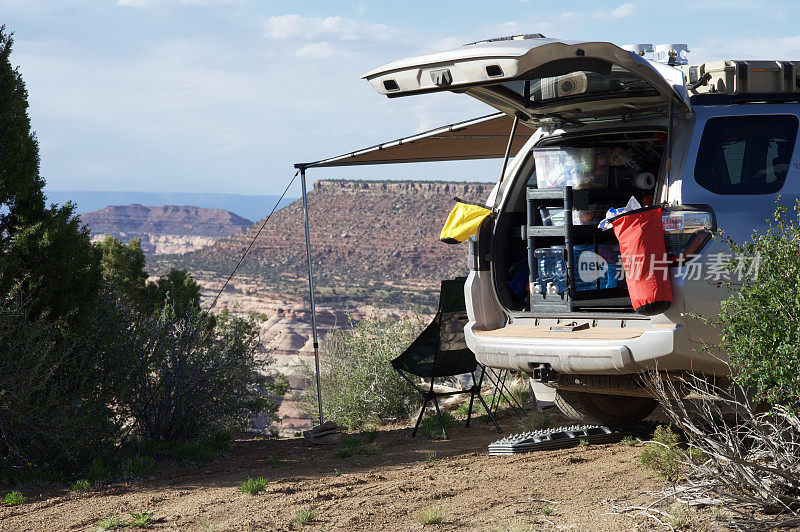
[721,140,745,185]
[694,115,798,195]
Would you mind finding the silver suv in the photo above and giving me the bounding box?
[364,36,800,423]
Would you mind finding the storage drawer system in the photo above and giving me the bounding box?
[521,186,631,313]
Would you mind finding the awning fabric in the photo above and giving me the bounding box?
[299,113,531,168]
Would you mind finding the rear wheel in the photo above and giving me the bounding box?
[554,389,657,424]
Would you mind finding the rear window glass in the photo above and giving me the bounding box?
[694,115,798,195]
[497,65,658,107]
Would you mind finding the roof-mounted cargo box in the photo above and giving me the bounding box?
[678,60,800,96]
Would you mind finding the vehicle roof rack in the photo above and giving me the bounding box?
[690,92,800,105]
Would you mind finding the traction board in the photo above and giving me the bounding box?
[488,422,654,455]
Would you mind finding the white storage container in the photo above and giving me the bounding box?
[532,148,609,190]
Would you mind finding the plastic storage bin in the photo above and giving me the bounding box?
[533,148,609,190]
[539,207,566,226]
[573,205,611,225]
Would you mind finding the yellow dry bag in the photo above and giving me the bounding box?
[440,197,492,244]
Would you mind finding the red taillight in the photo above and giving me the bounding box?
[662,208,714,265]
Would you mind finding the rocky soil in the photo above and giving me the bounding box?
[2,409,721,531]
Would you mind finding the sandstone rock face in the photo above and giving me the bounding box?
[158,179,494,287]
[81,204,252,254]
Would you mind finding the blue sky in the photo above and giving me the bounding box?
[4,0,800,195]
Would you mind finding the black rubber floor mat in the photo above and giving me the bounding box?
[488,422,654,455]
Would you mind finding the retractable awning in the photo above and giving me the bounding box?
[297,112,531,169]
[293,111,532,428]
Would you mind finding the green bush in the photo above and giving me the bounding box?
[110,304,285,441]
[301,315,425,429]
[71,478,90,491]
[122,456,154,479]
[3,490,24,506]
[238,477,267,495]
[166,432,231,463]
[86,458,110,484]
[715,200,800,406]
[129,510,154,529]
[419,412,457,440]
[294,508,316,525]
[416,504,445,526]
[0,299,121,475]
[0,27,286,482]
[96,514,125,530]
[131,431,231,464]
[96,236,148,302]
[640,424,681,480]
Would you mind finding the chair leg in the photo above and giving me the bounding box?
[496,370,508,417]
[432,396,449,440]
[495,368,528,418]
[480,367,496,406]
[410,397,429,438]
[476,392,502,434]
[465,372,477,428]
[488,374,499,417]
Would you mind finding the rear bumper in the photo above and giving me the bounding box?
[465,321,725,375]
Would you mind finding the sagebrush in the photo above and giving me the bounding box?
[111,303,286,441]
[301,315,425,429]
[715,199,800,407]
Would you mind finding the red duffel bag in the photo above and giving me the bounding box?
[611,206,672,316]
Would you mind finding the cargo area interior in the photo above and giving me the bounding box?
[493,130,667,315]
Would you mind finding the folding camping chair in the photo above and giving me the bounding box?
[483,368,533,419]
[392,277,501,439]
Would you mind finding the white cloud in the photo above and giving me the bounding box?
[116,0,152,6]
[116,0,237,6]
[265,14,395,42]
[610,3,637,18]
[423,37,462,53]
[591,3,637,19]
[295,41,338,58]
[691,36,800,63]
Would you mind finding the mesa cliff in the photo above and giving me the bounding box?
[153,179,494,301]
[81,204,253,254]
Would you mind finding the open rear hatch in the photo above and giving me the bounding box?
[364,36,695,317]
[363,36,690,126]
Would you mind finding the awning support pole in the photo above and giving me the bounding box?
[299,165,324,426]
[498,114,520,183]
[666,98,674,186]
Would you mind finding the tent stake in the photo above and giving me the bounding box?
[299,165,324,426]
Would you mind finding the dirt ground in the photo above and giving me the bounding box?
[1,411,712,531]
